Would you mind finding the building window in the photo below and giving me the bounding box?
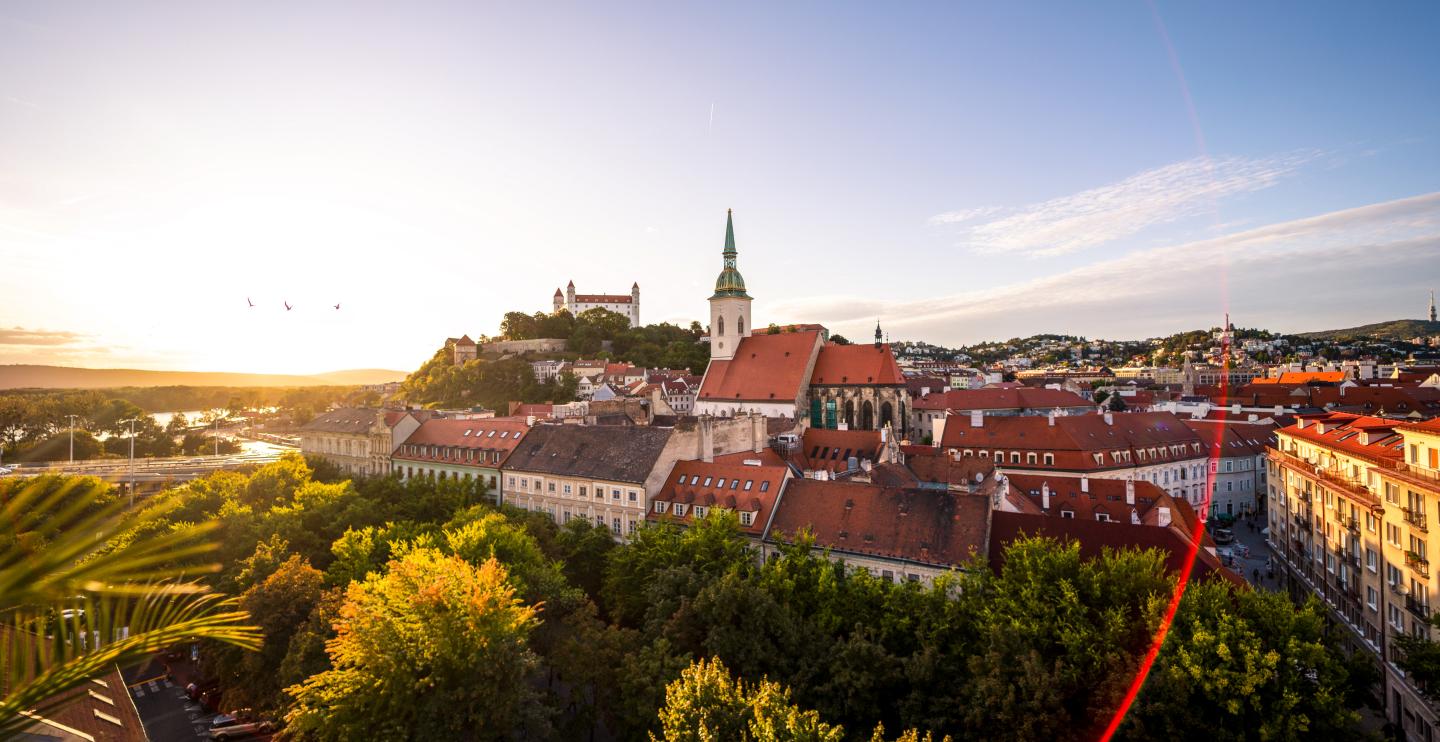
[628,490,637,502]
[548,481,556,492]
[1026,452,1037,465]
[612,488,621,500]
[694,506,708,519]
[612,518,621,535]
[1368,586,1378,610]
[1044,453,1054,466]
[654,501,668,514]
[740,512,754,526]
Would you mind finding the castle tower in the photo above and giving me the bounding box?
[709,209,753,361]
[566,280,576,312]
[631,282,641,326]
[553,288,564,314]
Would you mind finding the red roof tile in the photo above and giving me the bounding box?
[394,418,532,466]
[793,428,884,473]
[698,331,823,402]
[939,412,1205,472]
[767,479,990,568]
[650,454,790,535]
[913,387,1092,412]
[809,343,905,386]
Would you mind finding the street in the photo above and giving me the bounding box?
[1225,513,1284,592]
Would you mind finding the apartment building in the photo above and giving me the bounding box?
[1268,413,1440,740]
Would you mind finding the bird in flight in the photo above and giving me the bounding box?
[284,301,293,311]
[333,303,341,310]
[246,297,255,308]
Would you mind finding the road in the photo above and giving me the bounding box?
[3,439,295,483]
[1226,513,1284,591]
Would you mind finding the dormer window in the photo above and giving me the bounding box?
[653,501,668,514]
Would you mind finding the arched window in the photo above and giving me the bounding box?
[738,316,745,334]
[718,315,725,336]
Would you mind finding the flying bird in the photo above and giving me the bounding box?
[333,303,341,310]
[246,297,255,308]
[284,301,293,311]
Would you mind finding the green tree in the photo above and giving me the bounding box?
[652,656,843,742]
[210,554,326,713]
[1121,579,1364,740]
[0,476,260,736]
[284,550,543,741]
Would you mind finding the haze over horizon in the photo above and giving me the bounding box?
[2,2,1438,375]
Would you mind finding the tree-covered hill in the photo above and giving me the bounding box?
[1299,319,1440,342]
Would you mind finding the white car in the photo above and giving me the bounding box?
[0,466,12,475]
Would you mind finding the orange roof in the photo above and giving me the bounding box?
[697,331,822,403]
[394,418,532,466]
[793,428,884,473]
[650,455,790,535]
[939,412,1205,471]
[913,387,1092,412]
[1280,412,1404,463]
[810,343,905,386]
[574,294,633,303]
[1253,371,1346,385]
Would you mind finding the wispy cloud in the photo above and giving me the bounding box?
[778,192,1440,342]
[929,152,1318,256]
[0,327,87,347]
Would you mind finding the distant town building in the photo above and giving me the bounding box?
[300,408,421,476]
[392,417,532,502]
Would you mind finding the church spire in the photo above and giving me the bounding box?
[712,208,750,299]
[875,319,883,348]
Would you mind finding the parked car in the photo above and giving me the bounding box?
[1213,528,1235,545]
[209,719,275,740]
[0,466,13,475]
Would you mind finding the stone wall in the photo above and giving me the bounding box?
[482,338,568,354]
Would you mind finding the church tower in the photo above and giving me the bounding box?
[709,209,753,360]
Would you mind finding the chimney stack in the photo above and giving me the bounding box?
[970,410,984,428]
[1103,412,1114,426]
[1125,477,1135,505]
[752,413,765,454]
[1048,410,1057,427]
[1042,481,1050,510]
[699,415,715,463]
[1080,475,1089,493]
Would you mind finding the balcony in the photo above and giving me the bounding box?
[1407,550,1431,580]
[1268,449,1382,510]
[1407,594,1432,619]
[1404,507,1429,532]
[1344,516,1360,535]
[1377,458,1440,489]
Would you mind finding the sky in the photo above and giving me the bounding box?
[1,1,1438,374]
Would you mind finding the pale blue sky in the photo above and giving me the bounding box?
[1,2,1437,373]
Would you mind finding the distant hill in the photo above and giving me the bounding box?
[0,365,408,390]
[1298,319,1440,342]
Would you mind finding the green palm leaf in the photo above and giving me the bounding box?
[0,476,261,736]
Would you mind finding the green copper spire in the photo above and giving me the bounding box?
[712,208,750,299]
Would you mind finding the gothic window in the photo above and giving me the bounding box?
[880,401,894,430]
[738,316,744,334]
[718,315,725,336]
[861,400,875,430]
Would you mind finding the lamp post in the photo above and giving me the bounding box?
[66,414,79,466]
[213,417,220,457]
[120,418,137,507]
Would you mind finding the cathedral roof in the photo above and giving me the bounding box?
[809,343,905,386]
[698,331,823,403]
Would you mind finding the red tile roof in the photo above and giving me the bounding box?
[809,343,905,386]
[1279,413,1404,463]
[1253,371,1346,384]
[649,452,790,536]
[394,418,532,466]
[913,387,1092,412]
[792,428,885,474]
[1002,473,1174,524]
[939,412,1205,471]
[906,449,996,488]
[697,331,823,403]
[1182,419,1275,457]
[767,479,990,568]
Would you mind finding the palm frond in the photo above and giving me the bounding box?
[0,477,261,736]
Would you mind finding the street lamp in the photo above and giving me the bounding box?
[66,414,79,466]
[120,418,137,507]
[213,416,220,457]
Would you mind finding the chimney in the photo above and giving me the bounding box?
[970,410,984,428]
[1048,411,1057,427]
[1080,475,1089,493]
[1125,477,1135,505]
[1042,481,1050,510]
[1247,413,1258,422]
[526,415,536,427]
[1103,412,1114,426]
[1131,508,1140,524]
[751,413,765,454]
[1157,506,1171,528]
[699,415,715,463]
